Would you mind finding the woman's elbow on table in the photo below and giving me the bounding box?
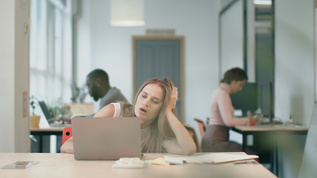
[186,144,197,155]
[181,141,196,155]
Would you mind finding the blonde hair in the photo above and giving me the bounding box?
[119,78,177,152]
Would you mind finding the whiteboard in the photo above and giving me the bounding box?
[298,102,317,177]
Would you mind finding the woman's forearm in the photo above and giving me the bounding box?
[164,111,196,155]
[60,137,74,154]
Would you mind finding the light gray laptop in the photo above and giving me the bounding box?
[72,117,142,160]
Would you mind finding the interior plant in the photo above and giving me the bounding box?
[47,97,72,118]
[71,84,80,102]
[29,95,37,115]
[29,95,41,128]
[70,83,87,103]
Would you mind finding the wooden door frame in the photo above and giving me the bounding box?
[132,36,185,122]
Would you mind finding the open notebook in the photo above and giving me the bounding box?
[165,153,259,164]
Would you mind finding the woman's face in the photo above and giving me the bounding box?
[230,79,246,94]
[134,83,164,127]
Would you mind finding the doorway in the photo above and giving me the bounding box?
[132,36,185,121]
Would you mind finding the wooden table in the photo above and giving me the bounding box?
[231,124,308,175]
[0,153,276,178]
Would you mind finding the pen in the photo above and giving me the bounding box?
[185,161,203,164]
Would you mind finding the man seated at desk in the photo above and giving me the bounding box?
[58,69,128,123]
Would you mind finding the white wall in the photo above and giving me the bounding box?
[0,0,30,152]
[275,0,314,177]
[220,0,244,76]
[74,0,92,88]
[76,0,221,139]
[275,0,315,126]
[0,0,15,152]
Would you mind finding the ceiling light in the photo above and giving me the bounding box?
[253,0,272,5]
[110,0,145,26]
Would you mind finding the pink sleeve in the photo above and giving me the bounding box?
[217,91,249,127]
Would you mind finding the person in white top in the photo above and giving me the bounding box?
[201,67,259,153]
[61,78,196,155]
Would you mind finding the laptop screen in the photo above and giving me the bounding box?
[38,101,52,122]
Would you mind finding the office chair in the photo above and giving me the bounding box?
[62,127,72,144]
[194,118,206,137]
[184,124,201,152]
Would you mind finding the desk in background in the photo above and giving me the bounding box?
[232,125,308,175]
[0,153,276,178]
[30,127,65,153]
[30,102,93,153]
[30,127,64,136]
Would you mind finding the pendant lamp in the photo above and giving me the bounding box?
[110,0,145,26]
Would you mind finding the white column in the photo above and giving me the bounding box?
[0,0,30,152]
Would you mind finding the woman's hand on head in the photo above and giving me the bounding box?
[167,86,178,112]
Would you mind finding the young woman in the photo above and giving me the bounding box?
[201,68,259,152]
[61,78,196,155]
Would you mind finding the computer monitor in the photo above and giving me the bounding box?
[230,82,258,116]
[259,82,274,122]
